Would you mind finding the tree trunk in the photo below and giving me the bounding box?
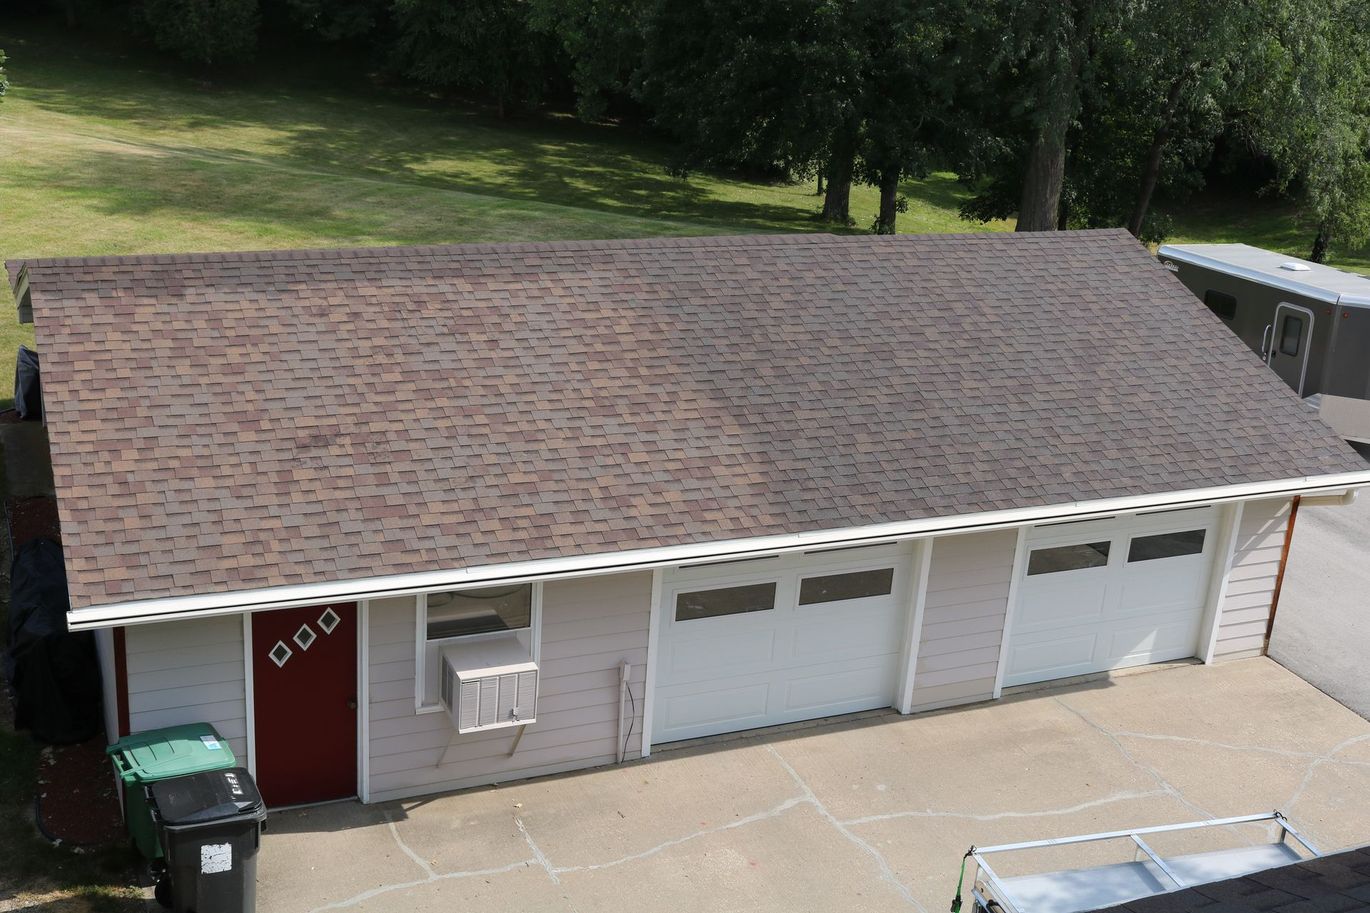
[1127,71,1192,237]
[821,136,856,224]
[1017,4,1089,233]
[875,169,901,234]
[1310,222,1333,263]
[1017,93,1073,232]
[816,171,825,196]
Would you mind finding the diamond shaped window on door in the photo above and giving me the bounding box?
[269,641,292,668]
[318,608,340,635]
[294,624,317,651]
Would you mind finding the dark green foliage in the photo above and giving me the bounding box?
[283,0,388,42]
[529,0,650,120]
[389,0,561,116]
[137,0,259,66]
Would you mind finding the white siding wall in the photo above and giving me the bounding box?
[1214,497,1291,660]
[908,529,1017,712]
[124,615,248,761]
[367,572,651,803]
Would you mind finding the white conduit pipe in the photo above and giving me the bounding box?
[616,661,631,764]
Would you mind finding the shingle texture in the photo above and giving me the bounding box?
[11,230,1365,610]
[1089,845,1370,912]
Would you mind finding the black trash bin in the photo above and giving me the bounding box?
[148,767,267,913]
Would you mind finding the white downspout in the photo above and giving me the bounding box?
[616,661,631,763]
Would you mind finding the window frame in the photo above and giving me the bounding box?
[1278,313,1304,357]
[415,582,543,714]
[674,580,778,622]
[1203,290,1238,321]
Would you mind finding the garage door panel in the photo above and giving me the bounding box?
[1006,633,1099,685]
[1015,576,1108,630]
[656,681,772,741]
[654,547,911,744]
[664,627,777,681]
[790,609,903,662]
[779,659,899,717]
[1006,511,1216,688]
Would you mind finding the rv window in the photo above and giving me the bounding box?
[1203,290,1237,321]
[1279,314,1303,356]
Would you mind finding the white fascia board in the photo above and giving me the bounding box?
[66,470,1370,631]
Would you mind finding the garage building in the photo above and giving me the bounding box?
[10,230,1367,807]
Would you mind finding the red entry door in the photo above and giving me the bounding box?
[251,603,358,806]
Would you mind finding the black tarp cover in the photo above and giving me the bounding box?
[14,346,41,421]
[7,538,101,744]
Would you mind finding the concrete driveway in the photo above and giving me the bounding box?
[258,659,1370,913]
[1270,462,1370,718]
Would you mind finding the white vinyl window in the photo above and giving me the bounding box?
[416,583,542,712]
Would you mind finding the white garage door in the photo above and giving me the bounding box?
[652,543,913,744]
[1003,508,1219,688]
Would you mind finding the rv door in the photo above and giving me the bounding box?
[1266,303,1315,396]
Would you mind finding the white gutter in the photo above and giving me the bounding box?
[1157,244,1352,307]
[67,470,1370,631]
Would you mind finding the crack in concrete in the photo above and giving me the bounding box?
[766,744,930,913]
[307,860,535,912]
[1053,698,1213,819]
[1285,732,1370,820]
[550,797,812,873]
[839,789,1172,828]
[305,814,535,912]
[518,819,562,886]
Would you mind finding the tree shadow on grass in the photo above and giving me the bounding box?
[6,28,837,237]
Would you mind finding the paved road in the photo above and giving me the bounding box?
[1269,444,1370,719]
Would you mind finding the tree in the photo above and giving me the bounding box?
[138,0,259,66]
[284,0,389,43]
[854,0,963,232]
[529,0,651,121]
[639,0,859,208]
[1246,0,1370,261]
[0,50,7,107]
[389,0,560,117]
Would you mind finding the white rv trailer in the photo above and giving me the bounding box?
[1158,243,1370,443]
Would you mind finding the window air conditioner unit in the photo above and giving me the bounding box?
[439,635,538,734]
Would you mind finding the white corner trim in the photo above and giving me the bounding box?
[413,592,428,714]
[242,612,256,777]
[358,600,370,804]
[993,527,1031,699]
[640,568,664,759]
[896,538,934,714]
[1201,501,1246,664]
[65,471,1370,631]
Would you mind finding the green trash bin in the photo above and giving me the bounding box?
[107,722,236,860]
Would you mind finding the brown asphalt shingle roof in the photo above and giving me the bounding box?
[10,230,1365,610]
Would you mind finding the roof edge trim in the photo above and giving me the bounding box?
[66,470,1370,631]
[1157,245,1346,306]
[12,266,32,325]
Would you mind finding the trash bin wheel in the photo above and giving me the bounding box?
[153,878,172,909]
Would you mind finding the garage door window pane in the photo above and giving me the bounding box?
[676,583,777,621]
[1127,529,1206,562]
[799,568,894,605]
[1027,542,1110,575]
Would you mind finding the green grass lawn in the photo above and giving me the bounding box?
[0,21,1367,393]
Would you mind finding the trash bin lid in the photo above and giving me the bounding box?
[149,767,265,826]
[107,722,236,783]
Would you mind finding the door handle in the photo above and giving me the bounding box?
[347,698,357,710]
